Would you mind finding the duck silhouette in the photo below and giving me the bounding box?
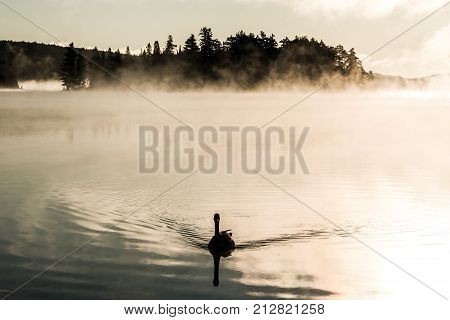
[208,213,235,254]
[208,213,235,287]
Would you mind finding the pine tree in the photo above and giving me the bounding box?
[114,49,122,67]
[124,45,133,66]
[146,43,152,56]
[335,44,348,74]
[259,32,278,61]
[346,48,363,77]
[280,37,290,48]
[88,46,101,88]
[183,34,199,54]
[199,27,220,58]
[163,35,176,55]
[106,47,114,71]
[59,42,85,90]
[75,52,86,87]
[153,41,161,55]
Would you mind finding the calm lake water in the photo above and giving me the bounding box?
[0,90,449,299]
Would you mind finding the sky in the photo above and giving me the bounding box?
[1,0,449,77]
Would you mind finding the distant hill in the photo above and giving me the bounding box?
[420,73,450,85]
[371,73,450,88]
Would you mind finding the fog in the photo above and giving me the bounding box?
[6,72,450,94]
[18,80,62,91]
[1,88,449,168]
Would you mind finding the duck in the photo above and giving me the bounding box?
[208,213,235,255]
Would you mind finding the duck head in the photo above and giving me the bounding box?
[214,213,220,235]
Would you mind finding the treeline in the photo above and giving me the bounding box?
[0,40,89,88]
[84,28,373,89]
[2,28,373,90]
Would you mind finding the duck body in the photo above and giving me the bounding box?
[208,213,235,255]
[208,231,235,254]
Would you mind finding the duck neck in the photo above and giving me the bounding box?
[215,220,220,236]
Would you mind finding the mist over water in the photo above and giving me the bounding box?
[0,89,449,299]
[18,80,62,91]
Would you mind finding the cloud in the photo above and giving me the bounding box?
[240,0,447,18]
[363,23,450,77]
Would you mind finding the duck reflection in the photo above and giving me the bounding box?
[208,213,235,287]
[211,250,233,287]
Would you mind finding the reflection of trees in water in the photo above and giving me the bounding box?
[91,121,129,139]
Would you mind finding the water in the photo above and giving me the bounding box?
[0,90,449,299]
